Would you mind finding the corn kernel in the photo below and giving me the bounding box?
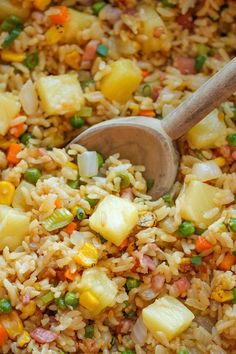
[21,300,36,319]
[17,330,30,348]
[66,162,78,170]
[215,157,226,167]
[181,257,191,265]
[1,311,23,339]
[1,51,25,63]
[80,291,100,312]
[0,181,15,205]
[71,205,79,216]
[74,242,98,267]
[45,25,65,45]
[33,283,41,291]
[211,289,233,303]
[34,0,51,10]
[218,111,225,121]
[65,50,81,70]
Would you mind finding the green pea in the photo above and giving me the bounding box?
[86,197,99,207]
[162,192,174,206]
[92,1,106,15]
[146,178,154,191]
[195,55,207,72]
[97,152,104,169]
[117,172,130,189]
[178,221,195,237]
[142,84,152,97]
[126,277,140,292]
[67,180,79,189]
[0,299,12,313]
[227,133,236,147]
[20,132,33,145]
[70,115,85,129]
[85,324,94,338]
[190,255,202,266]
[76,207,87,221]
[96,43,108,57]
[64,292,78,308]
[24,168,41,185]
[229,218,236,232]
[55,297,66,310]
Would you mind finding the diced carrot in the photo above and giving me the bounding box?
[56,270,65,281]
[142,70,149,78]
[55,198,62,208]
[118,238,128,250]
[218,253,236,271]
[139,109,156,117]
[49,6,69,25]
[0,322,8,346]
[64,269,76,281]
[10,123,24,138]
[195,236,213,252]
[7,143,22,165]
[174,276,190,294]
[65,222,76,235]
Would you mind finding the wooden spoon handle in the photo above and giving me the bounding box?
[161,57,236,140]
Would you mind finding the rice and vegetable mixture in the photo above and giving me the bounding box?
[0,0,236,353]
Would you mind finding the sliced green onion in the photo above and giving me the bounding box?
[142,84,152,97]
[232,288,236,304]
[2,23,23,48]
[117,172,130,189]
[178,350,189,354]
[40,291,54,305]
[20,132,33,145]
[92,1,106,15]
[161,0,176,7]
[97,152,104,169]
[78,106,93,117]
[195,227,205,235]
[123,300,130,308]
[77,151,98,178]
[67,180,79,189]
[86,197,99,207]
[121,350,135,354]
[70,115,84,129]
[76,207,87,221]
[42,208,73,232]
[146,178,154,191]
[126,277,140,291]
[195,55,207,72]
[96,43,108,57]
[81,79,95,90]
[190,255,202,266]
[227,133,236,147]
[162,192,174,206]
[85,324,94,338]
[1,15,22,32]
[24,52,39,70]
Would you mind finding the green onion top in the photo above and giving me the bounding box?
[96,43,109,57]
[229,218,236,232]
[1,15,22,32]
[117,172,131,189]
[190,255,202,266]
[195,55,207,72]
[43,208,74,232]
[24,52,39,70]
[2,23,23,48]
[85,324,94,338]
[40,291,54,305]
[92,1,107,15]
[55,296,66,310]
[232,288,236,304]
[161,0,176,7]
[146,178,154,191]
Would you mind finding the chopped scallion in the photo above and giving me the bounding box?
[117,172,131,189]
[195,55,207,72]
[92,1,106,15]
[232,288,236,304]
[146,178,154,191]
[2,23,23,48]
[24,52,39,70]
[85,324,94,338]
[1,15,22,32]
[40,291,54,305]
[78,106,93,117]
[42,208,74,231]
[142,84,152,97]
[162,192,174,206]
[96,43,108,57]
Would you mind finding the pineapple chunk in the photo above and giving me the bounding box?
[179,180,221,227]
[64,9,96,43]
[89,195,138,246]
[100,59,142,104]
[142,295,194,340]
[0,205,30,251]
[0,0,29,21]
[78,268,117,315]
[186,109,226,149]
[12,181,34,211]
[138,5,171,54]
[0,93,21,136]
[37,74,84,116]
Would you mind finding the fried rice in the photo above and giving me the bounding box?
[0,0,236,353]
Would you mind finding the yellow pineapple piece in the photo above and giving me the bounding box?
[0,311,23,339]
[179,180,221,227]
[186,109,226,149]
[89,195,138,246]
[142,295,194,340]
[100,59,142,104]
[74,242,98,267]
[37,74,84,116]
[0,205,30,250]
[64,9,96,43]
[12,181,34,211]
[0,0,29,21]
[138,5,171,54]
[0,93,21,136]
[78,268,117,315]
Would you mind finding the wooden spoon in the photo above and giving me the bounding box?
[69,57,236,199]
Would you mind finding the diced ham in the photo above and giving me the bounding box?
[22,292,30,306]
[174,56,196,75]
[141,255,156,271]
[120,319,133,334]
[174,276,190,294]
[151,274,165,292]
[121,187,134,201]
[152,87,161,101]
[219,145,231,158]
[82,40,99,61]
[31,328,57,344]
[232,151,236,160]
[154,26,164,38]
[83,339,99,353]
[176,12,193,30]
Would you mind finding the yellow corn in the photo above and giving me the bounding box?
[74,242,98,267]
[17,330,30,348]
[45,25,65,45]
[34,0,51,10]
[1,50,25,63]
[0,181,15,205]
[218,111,225,121]
[66,162,78,170]
[20,300,36,319]
[1,311,23,339]
[65,50,81,70]
[181,257,191,265]
[0,139,16,150]
[71,205,79,216]
[33,283,41,291]
[215,157,226,167]
[80,291,100,312]
[211,289,233,303]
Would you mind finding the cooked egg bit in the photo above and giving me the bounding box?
[69,58,236,199]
